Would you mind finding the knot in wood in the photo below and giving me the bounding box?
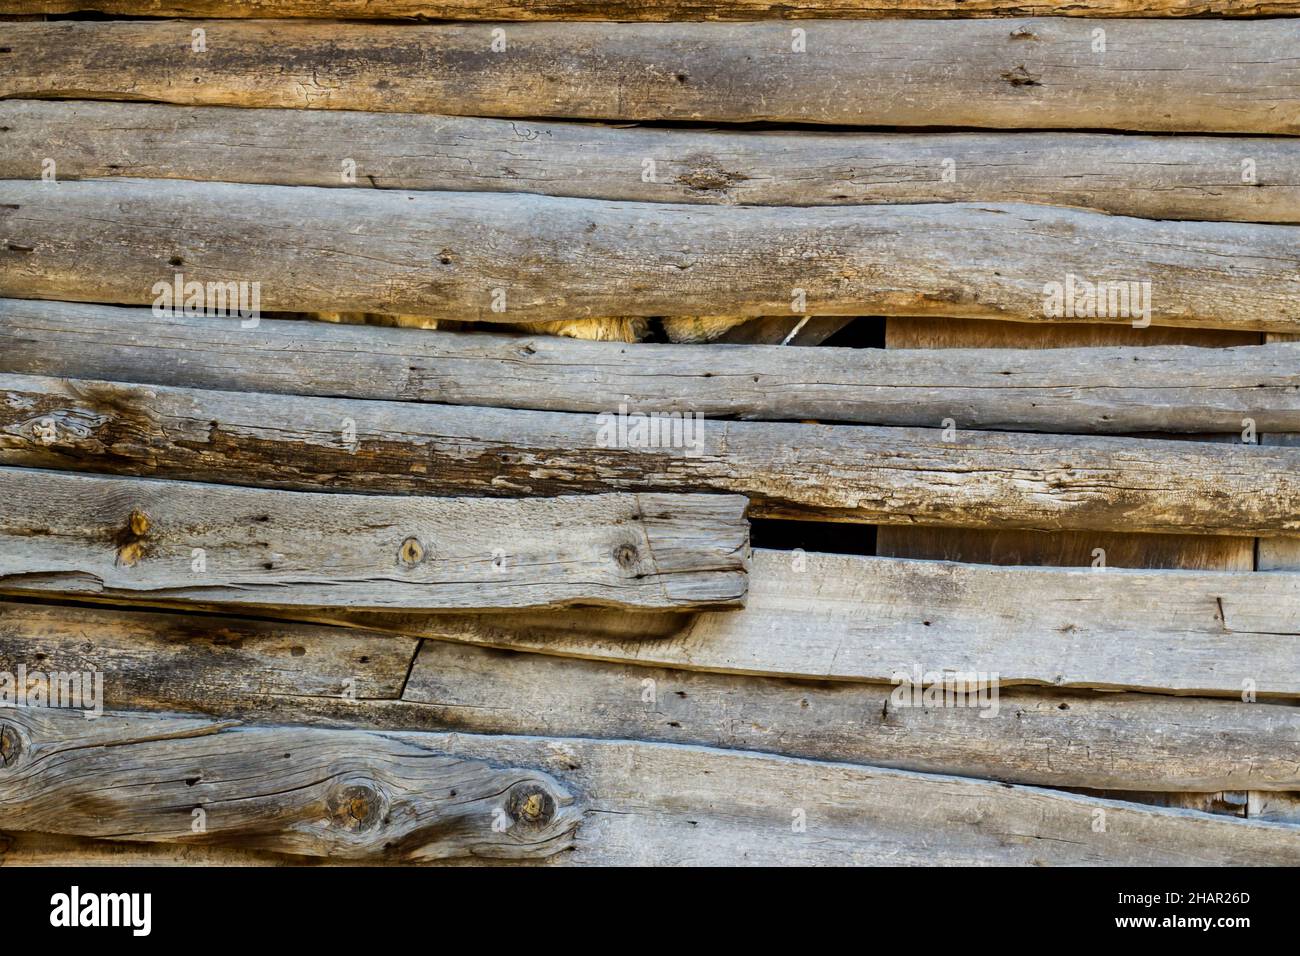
[326,781,386,833]
[398,536,425,566]
[114,508,152,567]
[612,542,640,571]
[0,723,23,769]
[506,782,556,828]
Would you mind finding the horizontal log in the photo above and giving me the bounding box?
[356,549,1300,697]
[4,0,1291,20]
[0,707,580,861]
[4,300,1298,435]
[0,468,750,611]
[6,599,1296,791]
[2,707,1296,865]
[4,19,1298,134]
[5,100,1300,223]
[1,374,1296,535]
[5,181,1300,331]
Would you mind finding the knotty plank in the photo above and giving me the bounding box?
[5,301,1297,435]
[2,708,1296,865]
[0,468,751,611]
[6,101,1299,223]
[5,0,1292,19]
[346,549,1300,697]
[4,19,1299,134]
[2,373,1295,536]
[6,180,1300,330]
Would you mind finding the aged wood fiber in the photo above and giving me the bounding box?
[4,19,1299,133]
[4,301,1297,434]
[0,468,751,610]
[5,101,1299,223]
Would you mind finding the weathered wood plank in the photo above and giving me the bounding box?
[5,598,1294,791]
[5,0,1292,20]
[0,468,750,611]
[4,19,1298,134]
[5,301,1297,435]
[6,101,1300,223]
[6,180,1300,330]
[3,373,1296,535]
[352,549,1300,697]
[0,707,580,861]
[2,708,1296,865]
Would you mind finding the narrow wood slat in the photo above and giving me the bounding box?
[0,467,751,611]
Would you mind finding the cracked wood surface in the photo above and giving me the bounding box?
[1,373,1296,536]
[4,300,1298,435]
[5,180,1300,330]
[1,706,1296,865]
[6,0,1294,19]
[343,548,1300,696]
[5,598,1297,792]
[0,707,580,861]
[0,468,751,611]
[3,19,1299,134]
[5,100,1300,223]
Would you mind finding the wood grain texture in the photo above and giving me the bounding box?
[6,100,1300,223]
[5,0,1293,19]
[0,468,751,611]
[6,179,1300,330]
[353,548,1300,697]
[4,19,1299,134]
[2,373,1295,536]
[2,708,1296,866]
[0,707,580,861]
[4,598,1295,792]
[5,301,1297,435]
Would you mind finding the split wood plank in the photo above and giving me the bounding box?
[4,598,1296,792]
[6,179,1300,330]
[4,19,1299,134]
[5,0,1294,19]
[0,707,581,861]
[3,374,1299,535]
[347,548,1300,697]
[5,100,1299,223]
[5,300,1298,435]
[0,467,751,611]
[2,707,1296,866]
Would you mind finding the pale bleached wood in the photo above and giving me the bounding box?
[0,707,580,861]
[4,0,1292,19]
[348,549,1300,697]
[5,598,1294,792]
[7,101,1299,223]
[2,708,1296,866]
[4,19,1299,134]
[0,468,750,611]
[6,180,1300,330]
[4,300,1297,435]
[2,373,1297,535]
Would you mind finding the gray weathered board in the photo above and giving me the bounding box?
[5,179,1300,329]
[4,100,1299,223]
[3,19,1299,134]
[0,467,750,610]
[4,300,1297,434]
[1,707,1296,866]
[1,373,1294,535]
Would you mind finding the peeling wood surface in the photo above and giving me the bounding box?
[4,20,1300,134]
[6,0,1294,19]
[4,301,1298,435]
[6,100,1300,223]
[350,549,1300,697]
[2,374,1295,536]
[2,707,1297,866]
[0,707,580,861]
[0,468,750,611]
[6,180,1300,330]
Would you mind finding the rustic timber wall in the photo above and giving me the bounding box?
[0,2,1298,867]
